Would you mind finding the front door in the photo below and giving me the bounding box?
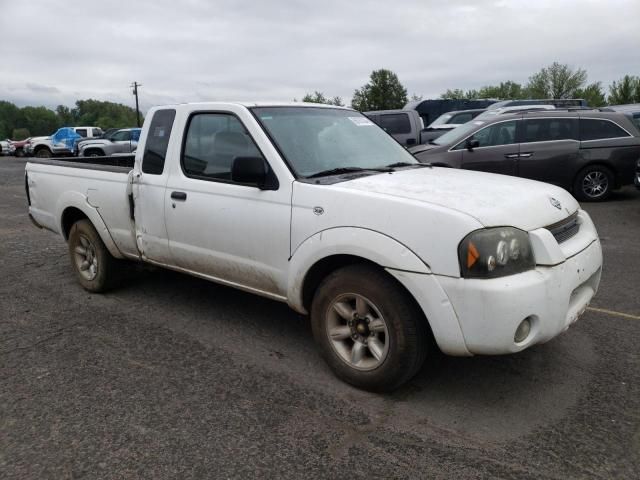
[163,112,291,297]
[459,120,520,176]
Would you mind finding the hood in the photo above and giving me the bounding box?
[337,167,579,231]
[408,143,443,155]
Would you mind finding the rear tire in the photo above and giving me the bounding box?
[68,219,120,292]
[85,149,104,157]
[573,165,614,202]
[34,148,52,158]
[310,264,429,392]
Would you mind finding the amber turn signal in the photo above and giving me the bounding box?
[467,241,480,268]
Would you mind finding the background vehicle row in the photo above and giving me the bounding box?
[410,110,640,201]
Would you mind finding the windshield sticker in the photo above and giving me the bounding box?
[349,117,374,126]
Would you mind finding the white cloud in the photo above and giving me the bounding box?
[0,0,637,112]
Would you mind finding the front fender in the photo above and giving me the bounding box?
[56,191,124,259]
[287,227,430,313]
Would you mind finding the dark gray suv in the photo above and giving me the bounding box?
[409,110,640,201]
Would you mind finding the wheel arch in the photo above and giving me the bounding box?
[58,195,124,259]
[83,147,105,157]
[287,227,431,314]
[573,162,617,197]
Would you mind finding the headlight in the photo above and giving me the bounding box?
[458,227,535,278]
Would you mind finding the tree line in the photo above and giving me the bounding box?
[0,99,140,140]
[301,62,640,111]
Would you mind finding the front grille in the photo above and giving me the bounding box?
[546,211,580,244]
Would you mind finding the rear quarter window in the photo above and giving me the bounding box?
[378,113,411,134]
[142,109,176,175]
[580,118,630,141]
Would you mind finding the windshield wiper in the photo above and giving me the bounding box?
[385,162,432,169]
[306,166,392,179]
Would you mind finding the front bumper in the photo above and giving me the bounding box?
[437,238,602,355]
[389,210,603,356]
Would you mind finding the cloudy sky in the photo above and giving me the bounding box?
[0,0,637,113]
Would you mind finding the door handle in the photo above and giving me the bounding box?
[171,191,187,201]
[504,153,519,159]
[519,152,533,158]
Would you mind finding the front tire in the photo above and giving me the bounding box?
[84,149,104,157]
[573,165,614,202]
[311,264,429,392]
[68,219,120,292]
[34,148,52,158]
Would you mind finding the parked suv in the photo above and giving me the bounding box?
[410,110,640,201]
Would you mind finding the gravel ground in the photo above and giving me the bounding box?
[1,156,639,479]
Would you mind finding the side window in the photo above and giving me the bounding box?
[142,109,176,175]
[378,114,411,134]
[92,128,102,137]
[449,113,474,124]
[455,120,517,149]
[182,113,263,182]
[522,118,578,143]
[111,131,130,142]
[631,113,640,131]
[75,128,87,137]
[580,118,630,141]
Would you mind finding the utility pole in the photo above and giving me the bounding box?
[131,81,142,127]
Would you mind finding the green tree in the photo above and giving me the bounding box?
[12,128,30,140]
[301,91,344,106]
[477,81,526,100]
[440,89,466,100]
[574,82,607,107]
[72,99,140,129]
[0,101,25,139]
[526,62,587,98]
[56,105,76,125]
[351,69,408,111]
[608,75,640,105]
[21,106,60,136]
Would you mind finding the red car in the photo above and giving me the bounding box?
[8,138,31,157]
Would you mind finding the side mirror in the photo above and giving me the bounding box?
[466,138,480,151]
[231,156,277,190]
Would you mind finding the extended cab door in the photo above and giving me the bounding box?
[456,119,520,175]
[162,107,292,297]
[132,109,177,263]
[517,117,579,187]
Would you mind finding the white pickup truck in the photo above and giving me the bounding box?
[26,102,603,391]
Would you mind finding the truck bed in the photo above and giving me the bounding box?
[26,155,138,259]
[28,154,135,173]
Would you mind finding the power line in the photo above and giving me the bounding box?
[131,82,142,127]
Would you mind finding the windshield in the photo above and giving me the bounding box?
[252,107,418,177]
[428,113,453,127]
[431,121,485,146]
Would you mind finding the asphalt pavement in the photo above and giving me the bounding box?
[1,156,639,479]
